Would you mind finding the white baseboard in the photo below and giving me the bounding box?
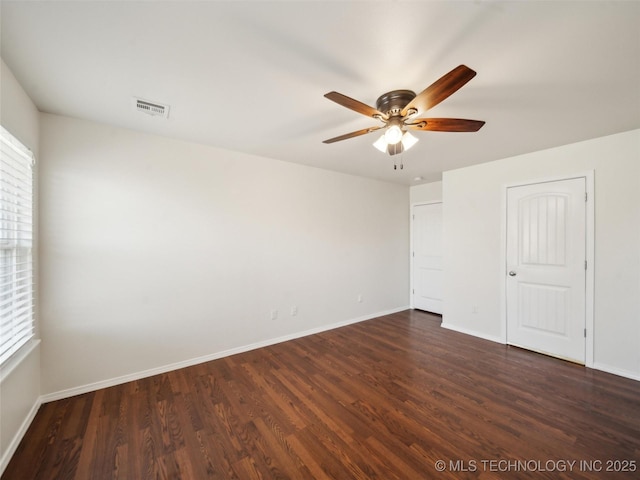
[440,322,505,344]
[0,396,41,476]
[41,306,409,403]
[592,362,640,382]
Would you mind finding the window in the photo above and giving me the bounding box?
[0,126,35,365]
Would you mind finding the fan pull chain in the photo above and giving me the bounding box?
[393,155,404,170]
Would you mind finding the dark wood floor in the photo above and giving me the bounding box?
[4,310,640,479]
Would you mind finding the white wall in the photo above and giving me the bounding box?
[0,59,41,472]
[410,181,442,205]
[442,129,640,380]
[38,113,410,397]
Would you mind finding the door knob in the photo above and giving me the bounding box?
[508,271,517,276]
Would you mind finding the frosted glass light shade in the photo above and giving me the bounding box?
[401,131,419,150]
[384,125,403,144]
[373,134,388,152]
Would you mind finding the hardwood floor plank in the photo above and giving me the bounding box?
[3,310,640,479]
[73,392,102,480]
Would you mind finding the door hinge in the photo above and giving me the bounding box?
[412,251,415,257]
[584,328,587,338]
[585,260,587,270]
[585,192,588,202]
[412,214,415,220]
[412,289,415,294]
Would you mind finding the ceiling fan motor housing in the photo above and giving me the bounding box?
[375,90,416,117]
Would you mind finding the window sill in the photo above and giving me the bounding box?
[0,338,41,384]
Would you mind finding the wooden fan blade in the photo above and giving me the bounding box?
[322,126,383,144]
[406,118,485,132]
[324,92,385,119]
[401,65,477,116]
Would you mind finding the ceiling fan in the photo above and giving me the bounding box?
[322,65,485,156]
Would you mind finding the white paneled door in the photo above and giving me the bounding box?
[506,178,586,363]
[412,203,443,314]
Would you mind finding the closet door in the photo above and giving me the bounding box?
[412,203,443,314]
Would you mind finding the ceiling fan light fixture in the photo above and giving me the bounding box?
[373,130,419,154]
[384,124,403,145]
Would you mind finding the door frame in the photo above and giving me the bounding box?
[500,172,595,368]
[410,201,443,311]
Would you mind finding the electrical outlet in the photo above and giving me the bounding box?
[270,309,278,321]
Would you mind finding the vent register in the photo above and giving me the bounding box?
[133,98,170,119]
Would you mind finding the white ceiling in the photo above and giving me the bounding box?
[2,1,639,185]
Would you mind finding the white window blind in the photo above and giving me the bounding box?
[0,126,35,365]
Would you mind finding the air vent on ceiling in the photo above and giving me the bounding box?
[133,97,170,119]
